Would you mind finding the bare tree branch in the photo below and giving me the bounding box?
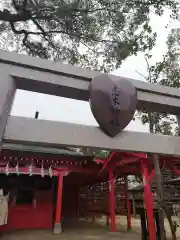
[0,9,30,22]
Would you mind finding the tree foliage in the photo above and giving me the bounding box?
[154,29,180,90]
[0,0,178,71]
[137,46,180,136]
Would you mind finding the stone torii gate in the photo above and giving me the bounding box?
[0,50,180,155]
[0,50,180,239]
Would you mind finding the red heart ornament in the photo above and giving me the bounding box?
[89,75,137,137]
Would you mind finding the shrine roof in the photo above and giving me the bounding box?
[2,143,82,156]
[0,143,96,168]
[0,143,99,178]
[98,151,180,177]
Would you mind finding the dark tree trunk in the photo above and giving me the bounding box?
[153,154,177,240]
[158,197,177,240]
[149,113,166,240]
[153,154,166,240]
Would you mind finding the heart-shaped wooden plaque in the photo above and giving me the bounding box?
[89,75,137,137]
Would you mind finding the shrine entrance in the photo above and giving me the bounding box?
[0,174,54,231]
[0,144,99,234]
[61,174,81,224]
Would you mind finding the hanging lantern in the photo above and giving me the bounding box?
[5,163,9,176]
[15,163,19,175]
[41,164,44,177]
[49,166,53,178]
[29,164,33,176]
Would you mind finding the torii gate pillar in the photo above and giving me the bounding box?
[109,169,116,232]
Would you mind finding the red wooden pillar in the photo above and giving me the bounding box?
[78,193,80,218]
[125,176,132,231]
[106,193,110,226]
[109,169,116,232]
[54,173,63,234]
[85,193,88,219]
[141,159,156,240]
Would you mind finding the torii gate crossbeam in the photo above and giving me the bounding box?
[0,50,179,156]
[0,49,180,114]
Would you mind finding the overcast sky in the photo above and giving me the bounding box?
[11,10,180,133]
